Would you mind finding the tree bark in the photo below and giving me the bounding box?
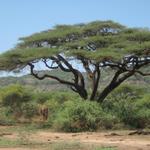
[90,65,100,100]
[97,82,117,103]
[97,71,134,103]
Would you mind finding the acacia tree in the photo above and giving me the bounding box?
[0,21,150,102]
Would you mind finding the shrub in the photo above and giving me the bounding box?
[21,103,38,119]
[53,99,119,132]
[133,109,150,128]
[103,84,150,128]
[0,107,15,125]
[34,92,51,104]
[0,84,33,118]
[135,93,150,109]
[133,94,150,128]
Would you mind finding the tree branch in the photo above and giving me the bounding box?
[42,58,59,69]
[28,56,88,99]
[57,55,85,88]
[28,62,75,87]
[135,70,150,76]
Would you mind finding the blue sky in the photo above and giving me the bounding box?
[0,0,150,53]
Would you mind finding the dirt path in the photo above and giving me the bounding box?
[0,126,150,150]
[32,131,150,150]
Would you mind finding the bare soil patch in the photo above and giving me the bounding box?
[32,130,150,150]
[0,126,149,150]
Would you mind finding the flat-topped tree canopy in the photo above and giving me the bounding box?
[0,20,150,70]
[0,20,150,102]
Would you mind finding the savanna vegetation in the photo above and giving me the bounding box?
[0,21,150,102]
[0,81,149,132]
[0,21,150,132]
[0,20,150,149]
[0,70,149,150]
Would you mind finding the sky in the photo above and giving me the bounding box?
[0,0,150,53]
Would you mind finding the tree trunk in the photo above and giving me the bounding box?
[77,86,88,100]
[97,83,116,103]
[97,71,134,103]
[90,67,100,100]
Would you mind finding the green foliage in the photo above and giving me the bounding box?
[110,84,145,99]
[34,92,52,104]
[0,107,15,125]
[103,84,145,109]
[0,20,149,105]
[0,48,61,70]
[43,91,81,127]
[103,84,150,128]
[20,20,124,44]
[135,93,150,108]
[133,93,150,128]
[0,84,31,106]
[47,91,79,102]
[0,84,33,118]
[53,99,119,132]
[21,103,38,119]
[0,20,150,70]
[0,83,149,130]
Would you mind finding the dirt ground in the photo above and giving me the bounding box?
[0,126,150,150]
[31,130,150,150]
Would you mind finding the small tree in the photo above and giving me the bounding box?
[0,84,32,118]
[0,21,150,102]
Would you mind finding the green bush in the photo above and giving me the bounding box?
[135,93,150,109]
[0,107,15,125]
[34,92,51,104]
[0,84,33,118]
[53,99,119,132]
[133,109,150,128]
[21,103,38,119]
[103,84,150,128]
[133,94,150,128]
[106,84,145,103]
[29,91,80,128]
[0,83,149,130]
